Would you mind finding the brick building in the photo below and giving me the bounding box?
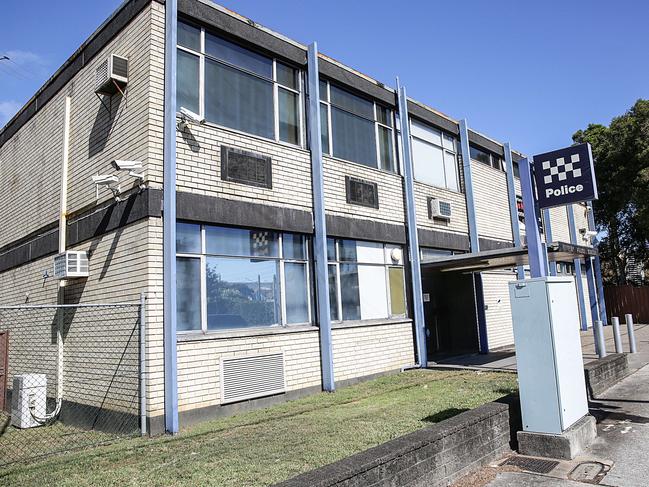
[0,0,606,434]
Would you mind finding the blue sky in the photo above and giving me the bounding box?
[1,0,647,155]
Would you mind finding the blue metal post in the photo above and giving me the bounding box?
[307,43,335,391]
[567,204,589,330]
[503,143,524,280]
[585,257,600,324]
[458,120,488,353]
[542,209,557,276]
[163,0,178,433]
[397,82,427,367]
[587,201,608,324]
[519,157,547,278]
[459,120,480,253]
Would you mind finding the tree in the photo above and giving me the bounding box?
[573,99,649,285]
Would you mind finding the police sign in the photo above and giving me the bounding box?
[533,142,598,209]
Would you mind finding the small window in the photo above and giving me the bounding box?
[470,145,491,166]
[345,176,379,209]
[221,146,272,189]
[205,226,279,257]
[176,222,201,253]
[388,267,406,316]
[178,21,201,51]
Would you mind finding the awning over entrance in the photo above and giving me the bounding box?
[421,242,597,273]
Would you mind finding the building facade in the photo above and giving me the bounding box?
[0,0,605,434]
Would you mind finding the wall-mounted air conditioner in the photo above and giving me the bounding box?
[95,54,129,95]
[53,251,89,279]
[428,198,452,220]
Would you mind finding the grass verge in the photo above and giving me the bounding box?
[0,369,517,487]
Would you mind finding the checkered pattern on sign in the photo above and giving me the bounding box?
[541,153,582,184]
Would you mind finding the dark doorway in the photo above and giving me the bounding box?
[422,269,479,360]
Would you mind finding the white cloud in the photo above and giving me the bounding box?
[0,100,23,128]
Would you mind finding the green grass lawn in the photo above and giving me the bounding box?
[0,370,517,487]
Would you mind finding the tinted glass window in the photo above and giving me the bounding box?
[330,85,374,119]
[331,108,377,167]
[177,49,200,114]
[176,222,201,253]
[205,226,279,257]
[178,21,201,51]
[176,258,201,331]
[205,58,274,138]
[205,33,272,78]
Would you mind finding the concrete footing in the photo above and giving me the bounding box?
[517,415,597,460]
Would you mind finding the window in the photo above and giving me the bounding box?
[327,239,407,321]
[420,247,454,261]
[176,223,312,332]
[513,161,520,179]
[320,81,396,172]
[176,20,303,145]
[410,119,460,191]
[470,144,503,171]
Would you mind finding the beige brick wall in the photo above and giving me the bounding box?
[0,3,162,248]
[0,217,157,416]
[331,321,414,382]
[414,181,469,238]
[176,329,321,412]
[547,206,572,243]
[472,162,513,243]
[175,123,313,212]
[323,156,405,226]
[483,271,516,350]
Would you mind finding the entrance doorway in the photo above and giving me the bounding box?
[421,269,479,360]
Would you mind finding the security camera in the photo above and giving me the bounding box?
[92,174,121,201]
[579,228,597,237]
[113,160,142,171]
[92,174,119,186]
[178,107,205,129]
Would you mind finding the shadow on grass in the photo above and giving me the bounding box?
[421,408,469,424]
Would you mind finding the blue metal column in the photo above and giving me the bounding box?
[396,82,427,367]
[307,43,335,391]
[587,201,608,324]
[503,143,524,280]
[585,257,600,324]
[163,0,179,433]
[567,204,589,330]
[458,120,488,353]
[519,157,547,278]
[542,209,556,276]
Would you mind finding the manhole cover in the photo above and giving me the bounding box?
[568,461,608,484]
[502,456,560,474]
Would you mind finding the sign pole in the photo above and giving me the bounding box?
[519,156,546,278]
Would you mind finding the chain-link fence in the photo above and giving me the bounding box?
[0,300,144,467]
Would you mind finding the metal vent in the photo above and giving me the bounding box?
[345,176,379,209]
[221,146,272,189]
[502,456,559,474]
[221,353,285,404]
[112,55,129,79]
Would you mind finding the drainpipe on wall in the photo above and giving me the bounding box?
[163,0,179,433]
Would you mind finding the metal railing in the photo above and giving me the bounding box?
[0,297,145,467]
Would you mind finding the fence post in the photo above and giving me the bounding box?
[626,314,637,353]
[593,320,606,359]
[140,292,147,436]
[611,316,623,354]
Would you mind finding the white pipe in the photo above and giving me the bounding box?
[32,96,70,424]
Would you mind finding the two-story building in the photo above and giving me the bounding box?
[0,0,605,434]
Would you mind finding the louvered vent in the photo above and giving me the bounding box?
[345,176,379,209]
[221,146,272,189]
[221,353,285,404]
[112,56,129,79]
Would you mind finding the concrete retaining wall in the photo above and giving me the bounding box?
[584,353,629,398]
[275,399,519,487]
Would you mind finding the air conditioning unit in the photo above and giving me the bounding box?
[53,251,89,279]
[95,54,129,95]
[11,374,47,429]
[429,198,452,220]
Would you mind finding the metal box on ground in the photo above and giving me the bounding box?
[509,276,588,434]
[11,374,47,428]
